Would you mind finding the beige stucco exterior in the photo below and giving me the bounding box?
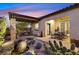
[1,6,79,41]
[39,8,79,40]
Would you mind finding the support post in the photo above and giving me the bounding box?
[10,18,16,41]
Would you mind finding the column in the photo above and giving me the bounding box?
[10,18,16,41]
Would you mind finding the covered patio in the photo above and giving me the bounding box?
[9,12,40,41]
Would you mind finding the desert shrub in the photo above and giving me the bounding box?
[59,46,67,55]
[71,50,76,55]
[0,38,4,46]
[53,40,60,50]
[53,31,66,40]
[71,43,75,51]
[59,41,63,47]
[0,19,6,38]
[49,41,57,52]
[43,43,52,55]
[55,50,62,55]
[43,40,78,55]
[0,18,6,45]
[65,52,73,55]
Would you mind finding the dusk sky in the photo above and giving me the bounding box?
[0,3,74,17]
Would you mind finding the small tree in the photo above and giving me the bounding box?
[0,18,7,45]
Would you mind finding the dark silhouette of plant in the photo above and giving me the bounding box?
[70,43,76,55]
[71,43,75,51]
[48,41,57,52]
[48,41,78,55]
[60,46,67,55]
[53,40,60,50]
[53,29,66,40]
[59,41,63,47]
[43,43,51,55]
[65,49,73,55]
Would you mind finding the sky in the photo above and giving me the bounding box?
[0,3,74,18]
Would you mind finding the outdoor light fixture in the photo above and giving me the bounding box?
[48,20,54,23]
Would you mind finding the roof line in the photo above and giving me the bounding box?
[8,4,79,20]
[39,3,79,20]
[8,12,39,20]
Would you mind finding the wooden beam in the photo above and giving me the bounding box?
[9,12,39,22]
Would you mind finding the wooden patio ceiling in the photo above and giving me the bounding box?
[9,12,39,22]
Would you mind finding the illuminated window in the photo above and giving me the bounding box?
[60,22,65,32]
[27,23,31,28]
[35,23,39,30]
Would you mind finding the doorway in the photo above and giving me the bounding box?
[47,23,51,35]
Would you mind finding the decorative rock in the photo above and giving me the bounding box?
[14,40,27,53]
[18,40,27,52]
[2,41,14,48]
[27,40,36,46]
[35,42,42,49]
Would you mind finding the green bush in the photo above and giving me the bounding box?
[0,18,6,45]
[0,38,4,46]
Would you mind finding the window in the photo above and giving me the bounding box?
[35,23,39,30]
[66,21,70,34]
[47,23,51,35]
[60,22,65,33]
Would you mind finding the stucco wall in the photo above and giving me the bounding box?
[39,8,79,40]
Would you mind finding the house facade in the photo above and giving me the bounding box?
[38,4,79,40]
[0,4,79,41]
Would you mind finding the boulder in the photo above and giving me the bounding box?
[14,40,27,53]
